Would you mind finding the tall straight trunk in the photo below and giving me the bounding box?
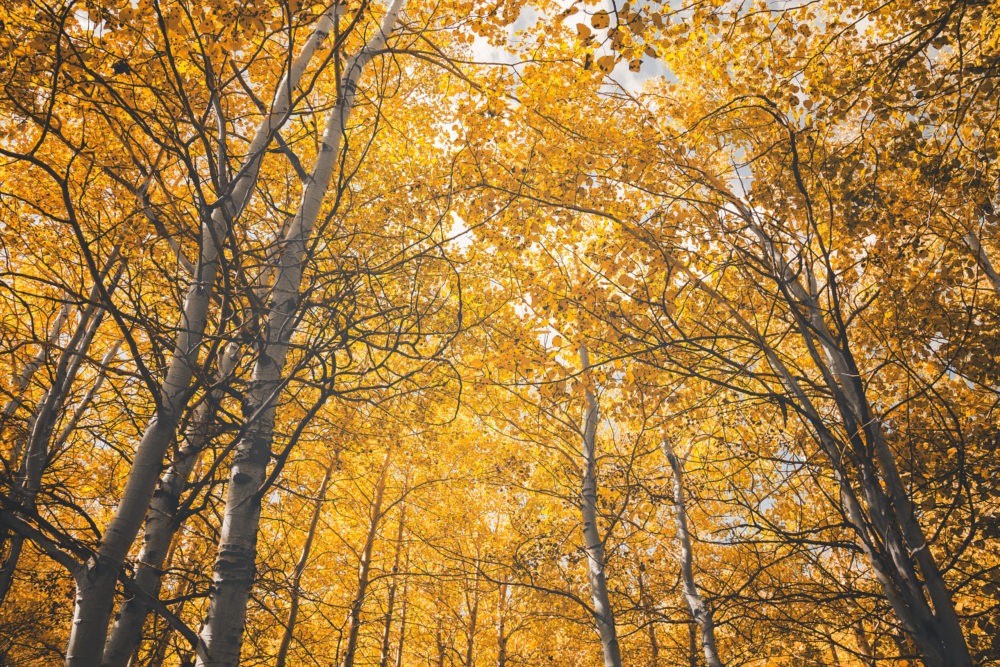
[393,558,409,667]
[102,343,242,667]
[660,438,722,667]
[495,584,508,667]
[340,450,391,667]
[435,615,447,667]
[637,567,659,666]
[195,3,406,663]
[463,569,480,667]
[577,345,623,667]
[378,477,408,667]
[64,11,347,664]
[675,217,970,667]
[740,210,972,667]
[275,455,336,667]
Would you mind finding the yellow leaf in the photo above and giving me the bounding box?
[596,55,616,72]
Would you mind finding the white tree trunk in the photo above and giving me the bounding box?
[275,455,336,667]
[102,343,241,667]
[64,11,349,664]
[1,302,70,421]
[341,450,391,667]
[195,3,406,662]
[577,345,622,667]
[660,438,723,667]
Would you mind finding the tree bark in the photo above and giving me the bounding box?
[577,344,623,667]
[394,559,409,667]
[463,569,480,667]
[1,302,70,422]
[195,3,406,663]
[496,583,508,667]
[64,10,349,664]
[274,455,336,667]
[102,342,241,667]
[340,450,391,667]
[660,438,723,667]
[637,567,659,666]
[378,476,408,667]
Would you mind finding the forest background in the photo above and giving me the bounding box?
[0,0,998,664]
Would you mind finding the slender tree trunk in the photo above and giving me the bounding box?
[195,4,406,663]
[274,455,336,667]
[963,230,1000,294]
[0,299,70,573]
[393,558,409,667]
[379,477,408,667]
[676,241,970,667]
[1,302,70,422]
[435,615,447,667]
[0,337,121,606]
[741,218,972,667]
[64,11,343,658]
[496,583,507,667]
[1,305,101,602]
[102,342,242,667]
[637,567,659,666]
[853,622,876,667]
[340,450,391,667]
[464,569,480,667]
[660,438,723,667]
[577,345,623,667]
[50,340,124,454]
[688,622,698,667]
[0,260,119,605]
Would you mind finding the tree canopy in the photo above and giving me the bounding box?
[1,0,998,664]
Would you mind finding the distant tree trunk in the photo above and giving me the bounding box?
[577,344,623,667]
[194,3,406,663]
[394,560,409,667]
[275,455,337,667]
[464,569,480,667]
[853,622,876,667]
[103,343,242,667]
[435,615,447,667]
[379,475,409,667]
[0,337,121,606]
[496,583,508,667]
[660,438,723,667]
[1,302,70,422]
[340,450,392,667]
[637,566,659,666]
